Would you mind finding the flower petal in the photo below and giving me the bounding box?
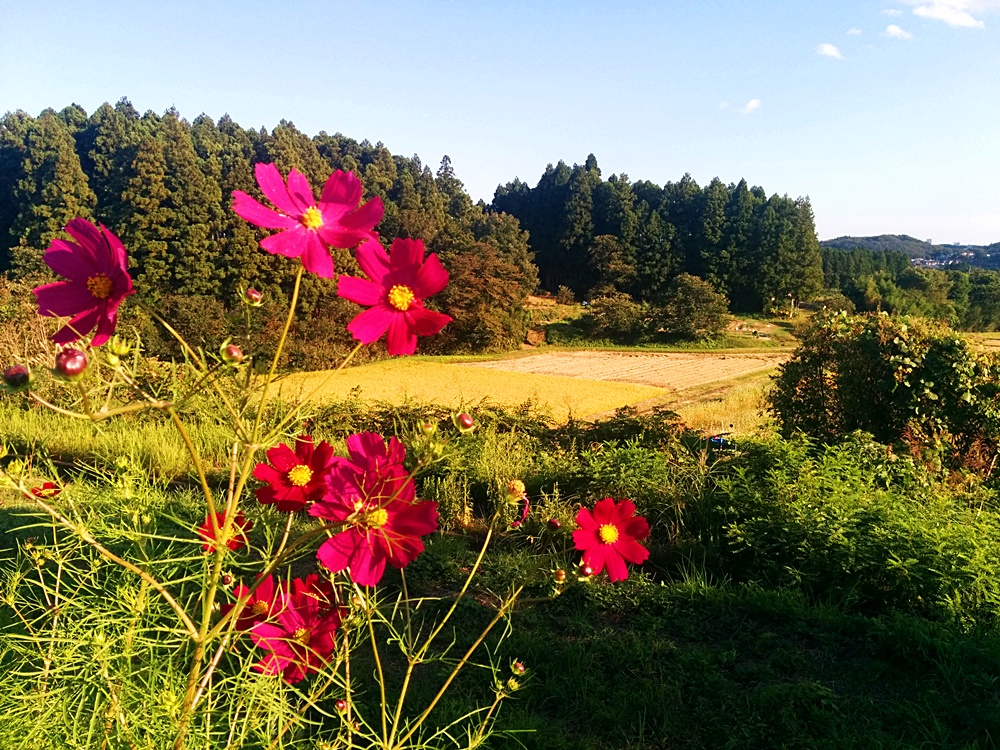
[265,444,299,473]
[299,231,334,278]
[354,238,391,284]
[411,307,452,337]
[615,538,650,566]
[340,195,384,231]
[319,170,362,208]
[602,549,629,582]
[386,315,418,356]
[255,162,300,216]
[285,168,316,214]
[347,305,395,345]
[52,307,101,344]
[43,245,96,280]
[389,238,424,281]
[261,227,308,259]
[35,282,94,317]
[412,252,449,299]
[338,275,384,306]
[233,191,298,229]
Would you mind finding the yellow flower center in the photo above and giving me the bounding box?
[364,508,389,528]
[387,285,415,311]
[300,206,323,230]
[287,465,313,487]
[598,524,619,544]
[87,274,113,300]
[252,600,270,616]
[293,627,311,646]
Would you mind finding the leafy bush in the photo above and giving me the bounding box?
[770,311,1000,472]
[584,292,646,340]
[711,433,1000,625]
[650,273,730,340]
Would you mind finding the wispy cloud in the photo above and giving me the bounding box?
[914,2,985,27]
[894,1,1000,29]
[740,99,761,115]
[881,8,904,15]
[847,27,863,34]
[886,23,914,38]
[817,43,845,59]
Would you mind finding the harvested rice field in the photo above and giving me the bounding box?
[277,350,788,424]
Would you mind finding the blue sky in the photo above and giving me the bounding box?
[2,0,999,244]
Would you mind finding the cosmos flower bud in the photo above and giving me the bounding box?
[221,341,245,365]
[335,699,348,712]
[2,364,31,393]
[245,287,263,306]
[547,518,562,531]
[454,412,475,434]
[54,348,88,381]
[553,568,567,584]
[418,419,437,436]
[511,660,526,676]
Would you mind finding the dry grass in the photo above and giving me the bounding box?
[668,370,775,436]
[271,358,669,422]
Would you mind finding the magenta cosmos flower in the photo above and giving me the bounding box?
[198,510,253,553]
[572,498,650,583]
[251,575,343,684]
[222,574,282,633]
[338,238,453,355]
[309,432,438,586]
[232,163,383,279]
[33,218,135,347]
[253,435,336,512]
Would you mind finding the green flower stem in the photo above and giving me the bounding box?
[203,520,345,642]
[471,693,504,748]
[167,407,216,525]
[389,525,496,746]
[264,340,365,441]
[393,586,524,750]
[23,489,198,639]
[252,265,304,442]
[366,596,389,745]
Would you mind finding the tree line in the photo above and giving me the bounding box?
[4,101,1000,358]
[0,100,536,359]
[492,156,824,312]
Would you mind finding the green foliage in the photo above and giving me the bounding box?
[583,292,646,340]
[770,311,1000,470]
[651,273,730,340]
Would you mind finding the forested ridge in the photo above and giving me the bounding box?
[4,99,1000,354]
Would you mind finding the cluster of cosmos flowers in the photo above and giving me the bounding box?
[18,163,650,683]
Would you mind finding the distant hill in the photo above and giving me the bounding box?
[822,235,940,258]
[821,234,1000,264]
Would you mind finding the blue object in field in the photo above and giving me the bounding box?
[708,432,732,450]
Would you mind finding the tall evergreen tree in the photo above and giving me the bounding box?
[8,111,96,277]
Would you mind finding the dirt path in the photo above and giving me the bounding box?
[458,350,788,390]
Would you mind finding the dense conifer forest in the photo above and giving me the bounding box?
[4,99,1000,351]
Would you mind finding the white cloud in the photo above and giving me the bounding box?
[847,27,863,34]
[892,1,1000,29]
[913,2,985,27]
[886,23,914,37]
[818,43,845,59]
[740,99,761,114]
[881,8,904,15]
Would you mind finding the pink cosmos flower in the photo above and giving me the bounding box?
[198,510,253,553]
[251,575,343,684]
[572,498,650,582]
[222,574,282,632]
[232,163,383,278]
[253,435,336,512]
[33,218,135,347]
[309,432,438,586]
[338,238,452,355]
